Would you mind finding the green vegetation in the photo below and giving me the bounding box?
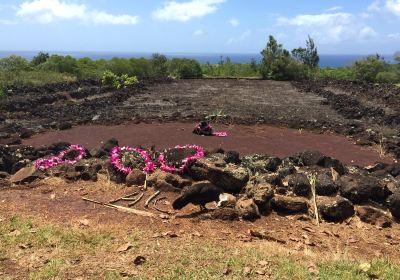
[0,38,399,88]
[1,216,400,279]
[101,70,139,89]
[202,57,259,78]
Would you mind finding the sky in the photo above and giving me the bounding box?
[0,0,399,55]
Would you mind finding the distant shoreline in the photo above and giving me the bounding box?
[0,51,397,68]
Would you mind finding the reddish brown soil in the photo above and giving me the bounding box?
[1,179,400,262]
[24,122,392,166]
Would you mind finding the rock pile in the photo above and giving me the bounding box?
[1,139,399,226]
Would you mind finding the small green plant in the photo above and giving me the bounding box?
[122,74,139,87]
[0,88,5,98]
[101,70,120,89]
[102,71,139,89]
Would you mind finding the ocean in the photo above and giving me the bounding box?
[0,51,397,68]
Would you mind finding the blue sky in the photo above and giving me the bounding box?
[0,0,399,54]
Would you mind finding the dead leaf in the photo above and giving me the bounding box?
[222,267,232,276]
[358,263,371,273]
[348,237,358,244]
[237,234,252,242]
[8,229,21,237]
[133,256,146,266]
[117,242,133,253]
[78,219,90,227]
[255,268,266,275]
[159,214,169,219]
[162,231,178,238]
[243,267,251,276]
[258,260,269,267]
[192,231,202,237]
[302,226,315,233]
[18,243,32,250]
[50,193,56,200]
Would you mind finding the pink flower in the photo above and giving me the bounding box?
[158,144,205,174]
[34,144,86,171]
[110,146,155,175]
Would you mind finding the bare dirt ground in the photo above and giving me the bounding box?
[23,123,392,166]
[1,177,400,279]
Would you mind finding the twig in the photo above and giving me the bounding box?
[308,173,320,226]
[153,197,173,214]
[143,173,148,190]
[145,190,161,208]
[108,191,139,204]
[128,193,144,207]
[82,197,155,217]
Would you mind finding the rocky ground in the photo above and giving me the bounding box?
[2,78,400,278]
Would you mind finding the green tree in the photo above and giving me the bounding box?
[352,55,388,82]
[40,55,80,75]
[168,58,202,79]
[292,36,319,69]
[0,55,30,71]
[260,35,286,79]
[150,53,168,77]
[31,52,50,67]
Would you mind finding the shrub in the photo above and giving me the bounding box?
[40,55,80,75]
[0,55,30,71]
[101,71,139,89]
[352,55,388,82]
[168,58,202,79]
[31,52,50,67]
[376,71,399,84]
[123,75,139,86]
[0,70,75,87]
[317,67,354,80]
[150,53,168,77]
[101,70,120,88]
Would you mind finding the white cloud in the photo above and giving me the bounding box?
[365,0,400,17]
[325,6,343,12]
[386,0,400,16]
[152,0,226,22]
[359,26,378,39]
[17,0,139,25]
[193,29,204,35]
[226,29,251,45]
[277,12,376,43]
[388,32,400,39]
[228,18,239,27]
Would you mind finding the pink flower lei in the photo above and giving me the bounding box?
[110,146,155,174]
[34,144,86,171]
[158,144,204,174]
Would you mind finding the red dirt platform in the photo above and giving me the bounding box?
[24,123,393,166]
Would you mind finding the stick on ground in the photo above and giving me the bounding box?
[127,193,144,207]
[82,197,155,217]
[144,190,161,208]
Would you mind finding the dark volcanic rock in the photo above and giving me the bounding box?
[126,169,146,186]
[295,150,326,166]
[388,189,400,220]
[338,175,386,204]
[235,197,260,220]
[318,196,354,222]
[288,173,311,197]
[95,138,119,158]
[356,205,392,228]
[148,170,191,191]
[315,173,338,196]
[265,157,282,172]
[201,208,239,221]
[271,195,309,214]
[189,158,249,193]
[224,151,241,164]
[10,165,41,184]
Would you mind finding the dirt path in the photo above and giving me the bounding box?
[24,122,392,166]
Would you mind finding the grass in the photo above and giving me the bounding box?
[0,70,76,87]
[1,216,400,279]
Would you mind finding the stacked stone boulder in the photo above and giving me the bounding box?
[1,141,399,226]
